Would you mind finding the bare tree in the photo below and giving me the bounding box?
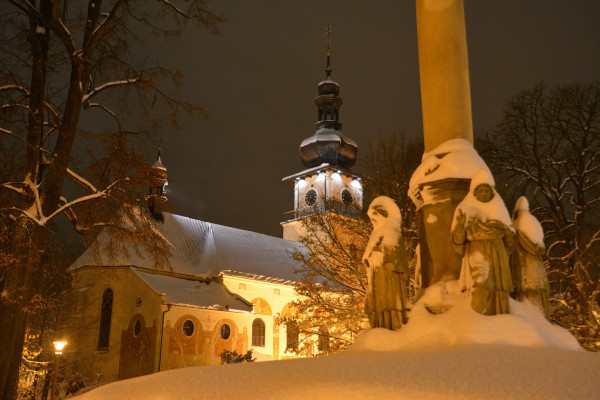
[0,1,223,398]
[285,209,370,355]
[478,82,600,351]
[284,133,423,355]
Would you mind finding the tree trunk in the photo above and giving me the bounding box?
[0,221,49,400]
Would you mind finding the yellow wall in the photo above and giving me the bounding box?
[68,267,163,384]
[67,267,301,384]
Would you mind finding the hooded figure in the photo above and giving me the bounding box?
[362,196,409,330]
[511,196,550,318]
[451,169,514,315]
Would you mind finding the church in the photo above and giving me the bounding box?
[66,52,363,384]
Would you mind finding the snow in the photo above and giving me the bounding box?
[72,293,599,400]
[409,139,490,205]
[452,169,513,229]
[365,196,403,251]
[350,296,579,352]
[70,212,304,281]
[131,268,252,312]
[426,213,438,224]
[512,196,544,246]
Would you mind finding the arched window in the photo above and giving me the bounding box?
[97,288,113,351]
[318,326,329,353]
[252,318,265,347]
[286,321,299,351]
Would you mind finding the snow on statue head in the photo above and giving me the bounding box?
[453,169,512,228]
[513,195,529,216]
[367,196,402,231]
[512,195,544,246]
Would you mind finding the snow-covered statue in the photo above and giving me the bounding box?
[451,169,514,315]
[511,196,550,318]
[362,196,409,330]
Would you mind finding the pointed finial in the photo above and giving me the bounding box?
[153,147,166,170]
[325,24,332,78]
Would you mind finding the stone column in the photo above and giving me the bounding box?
[416,0,473,152]
[414,0,474,295]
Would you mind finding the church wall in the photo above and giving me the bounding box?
[221,275,299,360]
[160,306,251,368]
[67,267,164,384]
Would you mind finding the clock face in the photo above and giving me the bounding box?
[305,189,317,206]
[341,189,353,206]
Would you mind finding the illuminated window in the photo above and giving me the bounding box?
[97,288,113,351]
[252,318,265,347]
[318,326,329,352]
[286,322,299,351]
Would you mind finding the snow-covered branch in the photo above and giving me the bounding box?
[65,167,99,194]
[43,178,128,224]
[84,0,126,52]
[83,102,123,132]
[82,77,145,104]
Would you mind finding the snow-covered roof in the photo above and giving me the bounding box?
[70,212,305,282]
[131,268,252,312]
[221,270,297,286]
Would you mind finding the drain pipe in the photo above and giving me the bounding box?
[157,303,172,372]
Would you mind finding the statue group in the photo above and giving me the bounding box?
[363,169,549,330]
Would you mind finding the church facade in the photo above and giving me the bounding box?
[66,50,363,384]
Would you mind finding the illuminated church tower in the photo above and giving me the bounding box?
[281,45,363,241]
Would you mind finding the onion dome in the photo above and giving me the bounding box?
[299,49,357,169]
[318,78,340,96]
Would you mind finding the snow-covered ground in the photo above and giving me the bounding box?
[73,296,600,400]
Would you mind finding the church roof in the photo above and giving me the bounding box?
[131,268,253,312]
[69,212,305,282]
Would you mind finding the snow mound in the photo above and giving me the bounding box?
[73,343,600,400]
[348,297,580,353]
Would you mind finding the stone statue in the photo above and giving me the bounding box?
[511,196,550,318]
[451,169,514,315]
[362,196,409,330]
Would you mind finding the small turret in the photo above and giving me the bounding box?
[148,149,168,221]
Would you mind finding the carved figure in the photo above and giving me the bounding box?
[511,196,550,318]
[362,196,409,330]
[451,169,514,315]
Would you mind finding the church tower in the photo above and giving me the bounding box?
[282,46,363,241]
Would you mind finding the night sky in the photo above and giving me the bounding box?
[151,1,599,238]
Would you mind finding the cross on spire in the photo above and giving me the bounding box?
[325,24,332,78]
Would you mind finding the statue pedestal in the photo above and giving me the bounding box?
[416,178,469,290]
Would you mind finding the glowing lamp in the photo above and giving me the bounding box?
[53,341,67,355]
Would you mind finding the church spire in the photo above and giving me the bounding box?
[298,26,357,169]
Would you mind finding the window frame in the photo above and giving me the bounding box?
[252,318,266,347]
[97,288,113,351]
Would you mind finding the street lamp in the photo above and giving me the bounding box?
[50,341,67,400]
